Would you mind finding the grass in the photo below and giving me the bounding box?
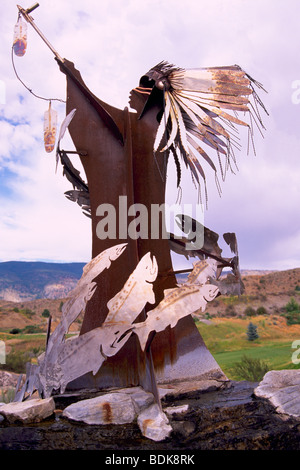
[196,315,300,380]
[0,331,46,373]
[0,387,15,404]
[213,342,299,379]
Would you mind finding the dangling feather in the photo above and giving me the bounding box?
[143,61,268,204]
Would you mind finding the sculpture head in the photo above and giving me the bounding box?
[129,61,182,119]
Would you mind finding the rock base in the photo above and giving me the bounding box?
[1,380,300,450]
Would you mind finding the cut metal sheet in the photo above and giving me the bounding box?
[46,243,128,354]
[22,248,221,399]
[38,249,158,396]
[14,243,239,400]
[135,283,219,351]
[104,252,158,325]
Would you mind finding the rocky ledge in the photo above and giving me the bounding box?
[0,370,300,450]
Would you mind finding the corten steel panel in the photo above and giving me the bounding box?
[59,60,226,389]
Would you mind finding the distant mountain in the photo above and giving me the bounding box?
[175,268,278,284]
[0,261,296,302]
[0,261,86,301]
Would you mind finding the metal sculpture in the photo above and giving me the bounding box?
[13,4,267,403]
[16,246,221,402]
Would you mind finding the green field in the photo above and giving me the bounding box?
[196,315,300,380]
[1,314,300,381]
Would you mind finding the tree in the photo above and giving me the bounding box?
[285,297,300,313]
[283,297,300,325]
[247,322,259,341]
[42,309,50,318]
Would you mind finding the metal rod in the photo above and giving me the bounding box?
[45,314,52,352]
[17,4,64,63]
[140,308,162,410]
[64,150,88,156]
[173,268,193,275]
[25,3,39,14]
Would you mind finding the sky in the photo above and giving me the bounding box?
[0,0,299,271]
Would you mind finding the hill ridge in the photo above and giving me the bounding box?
[0,261,298,302]
[0,261,86,302]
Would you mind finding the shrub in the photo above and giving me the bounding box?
[244,306,256,317]
[256,306,267,315]
[32,347,43,356]
[0,349,30,373]
[225,304,237,316]
[0,387,15,404]
[247,322,259,341]
[285,297,300,313]
[21,308,35,318]
[230,355,269,382]
[284,312,300,326]
[22,325,43,334]
[9,328,21,334]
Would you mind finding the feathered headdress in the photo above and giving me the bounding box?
[135,61,268,203]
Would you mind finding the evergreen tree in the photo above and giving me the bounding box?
[247,322,259,341]
[42,309,50,318]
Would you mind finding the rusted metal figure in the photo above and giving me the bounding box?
[56,58,219,391]
[15,4,266,396]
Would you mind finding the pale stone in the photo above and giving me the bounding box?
[254,370,300,418]
[158,376,230,398]
[137,403,172,441]
[62,392,136,425]
[118,387,155,412]
[164,404,189,415]
[0,397,55,424]
[0,371,19,388]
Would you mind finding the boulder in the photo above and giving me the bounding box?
[62,392,136,425]
[1,381,300,450]
[164,404,189,415]
[116,386,155,412]
[0,397,55,424]
[254,369,300,417]
[137,403,172,442]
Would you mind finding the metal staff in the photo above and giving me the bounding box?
[17,3,64,63]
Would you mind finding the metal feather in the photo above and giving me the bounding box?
[149,62,267,201]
